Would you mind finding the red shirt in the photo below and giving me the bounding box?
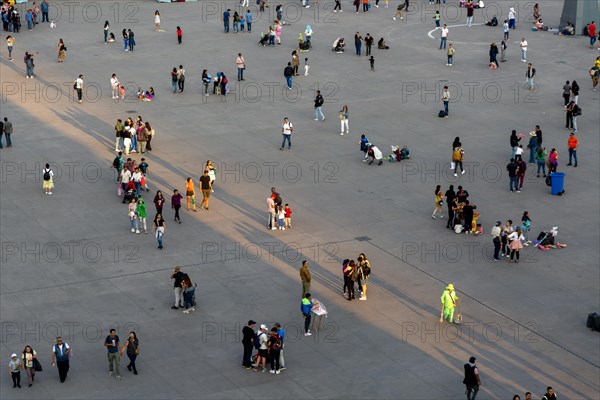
[568,136,578,149]
[589,23,596,37]
[177,28,183,37]
[284,207,292,218]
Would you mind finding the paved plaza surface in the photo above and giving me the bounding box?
[1,0,599,399]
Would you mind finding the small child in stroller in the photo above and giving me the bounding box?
[258,32,268,46]
[122,181,137,204]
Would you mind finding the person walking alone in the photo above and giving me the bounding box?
[300,260,311,298]
[525,63,535,91]
[236,53,246,81]
[314,90,325,121]
[51,336,70,383]
[463,356,481,400]
[440,24,448,49]
[74,75,83,103]
[339,105,349,135]
[566,132,578,167]
[281,117,293,150]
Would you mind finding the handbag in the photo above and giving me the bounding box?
[134,347,140,355]
[338,112,344,120]
[33,358,43,372]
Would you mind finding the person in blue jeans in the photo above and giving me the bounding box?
[223,9,230,32]
[26,11,33,30]
[152,214,166,249]
[507,158,519,192]
[246,11,252,32]
[284,62,294,90]
[354,32,362,55]
[41,0,49,23]
[535,147,546,177]
[527,133,538,164]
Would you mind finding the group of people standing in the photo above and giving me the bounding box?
[341,254,371,301]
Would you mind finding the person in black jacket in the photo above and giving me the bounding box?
[462,201,477,233]
[463,356,481,400]
[510,130,521,159]
[364,33,374,56]
[445,185,456,229]
[284,62,294,90]
[241,320,256,369]
[314,90,324,121]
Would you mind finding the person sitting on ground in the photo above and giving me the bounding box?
[533,19,544,30]
[377,37,389,49]
[108,32,115,42]
[399,145,410,160]
[485,15,498,26]
[560,23,574,35]
[144,87,154,102]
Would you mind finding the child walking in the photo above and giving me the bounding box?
[284,204,292,228]
[304,58,310,76]
[447,44,454,66]
[277,208,285,230]
[177,26,183,44]
[369,56,374,71]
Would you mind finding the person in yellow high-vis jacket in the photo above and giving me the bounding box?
[440,284,458,323]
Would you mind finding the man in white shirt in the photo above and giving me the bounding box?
[236,53,245,81]
[440,24,449,49]
[110,74,119,99]
[120,168,132,194]
[51,337,70,383]
[281,117,293,150]
[520,38,527,62]
[267,196,276,229]
[75,75,84,103]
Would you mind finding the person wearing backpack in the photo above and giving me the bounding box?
[42,163,54,195]
[241,320,256,369]
[267,327,283,374]
[274,323,286,370]
[357,255,370,300]
[300,294,313,336]
[252,324,269,372]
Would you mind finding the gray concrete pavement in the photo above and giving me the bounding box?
[1,1,599,399]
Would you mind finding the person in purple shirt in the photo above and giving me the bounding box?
[172,189,183,223]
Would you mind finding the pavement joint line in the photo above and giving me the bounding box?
[364,239,600,370]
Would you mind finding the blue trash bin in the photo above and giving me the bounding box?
[550,172,565,195]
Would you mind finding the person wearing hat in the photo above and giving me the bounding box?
[463,356,481,400]
[241,320,256,369]
[491,221,502,261]
[440,284,457,323]
[527,131,538,164]
[252,324,269,372]
[8,353,22,388]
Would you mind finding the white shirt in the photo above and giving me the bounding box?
[52,342,70,355]
[42,168,54,179]
[509,10,515,19]
[132,171,142,183]
[121,169,132,183]
[155,15,160,24]
[282,122,293,135]
[75,78,83,89]
[520,40,527,50]
[258,332,268,350]
[110,77,119,88]
[491,226,501,238]
[503,22,508,32]
[441,27,449,38]
[515,147,523,155]
[442,90,450,101]
[508,231,524,241]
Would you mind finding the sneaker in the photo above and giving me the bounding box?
[136,230,140,234]
[431,215,436,219]
[262,368,267,373]
[191,307,195,311]
[271,227,277,230]
[131,228,135,233]
[454,173,457,177]
[276,370,281,374]
[109,372,114,376]
[304,332,312,336]
[393,17,396,20]
[270,370,275,374]
[461,170,465,174]
[340,132,344,135]
[359,297,367,300]
[282,227,285,230]
[49,192,52,195]
[516,190,521,193]
[116,375,121,380]
[183,310,190,314]
[314,118,319,121]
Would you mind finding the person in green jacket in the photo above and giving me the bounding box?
[136,198,148,233]
[440,283,457,323]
